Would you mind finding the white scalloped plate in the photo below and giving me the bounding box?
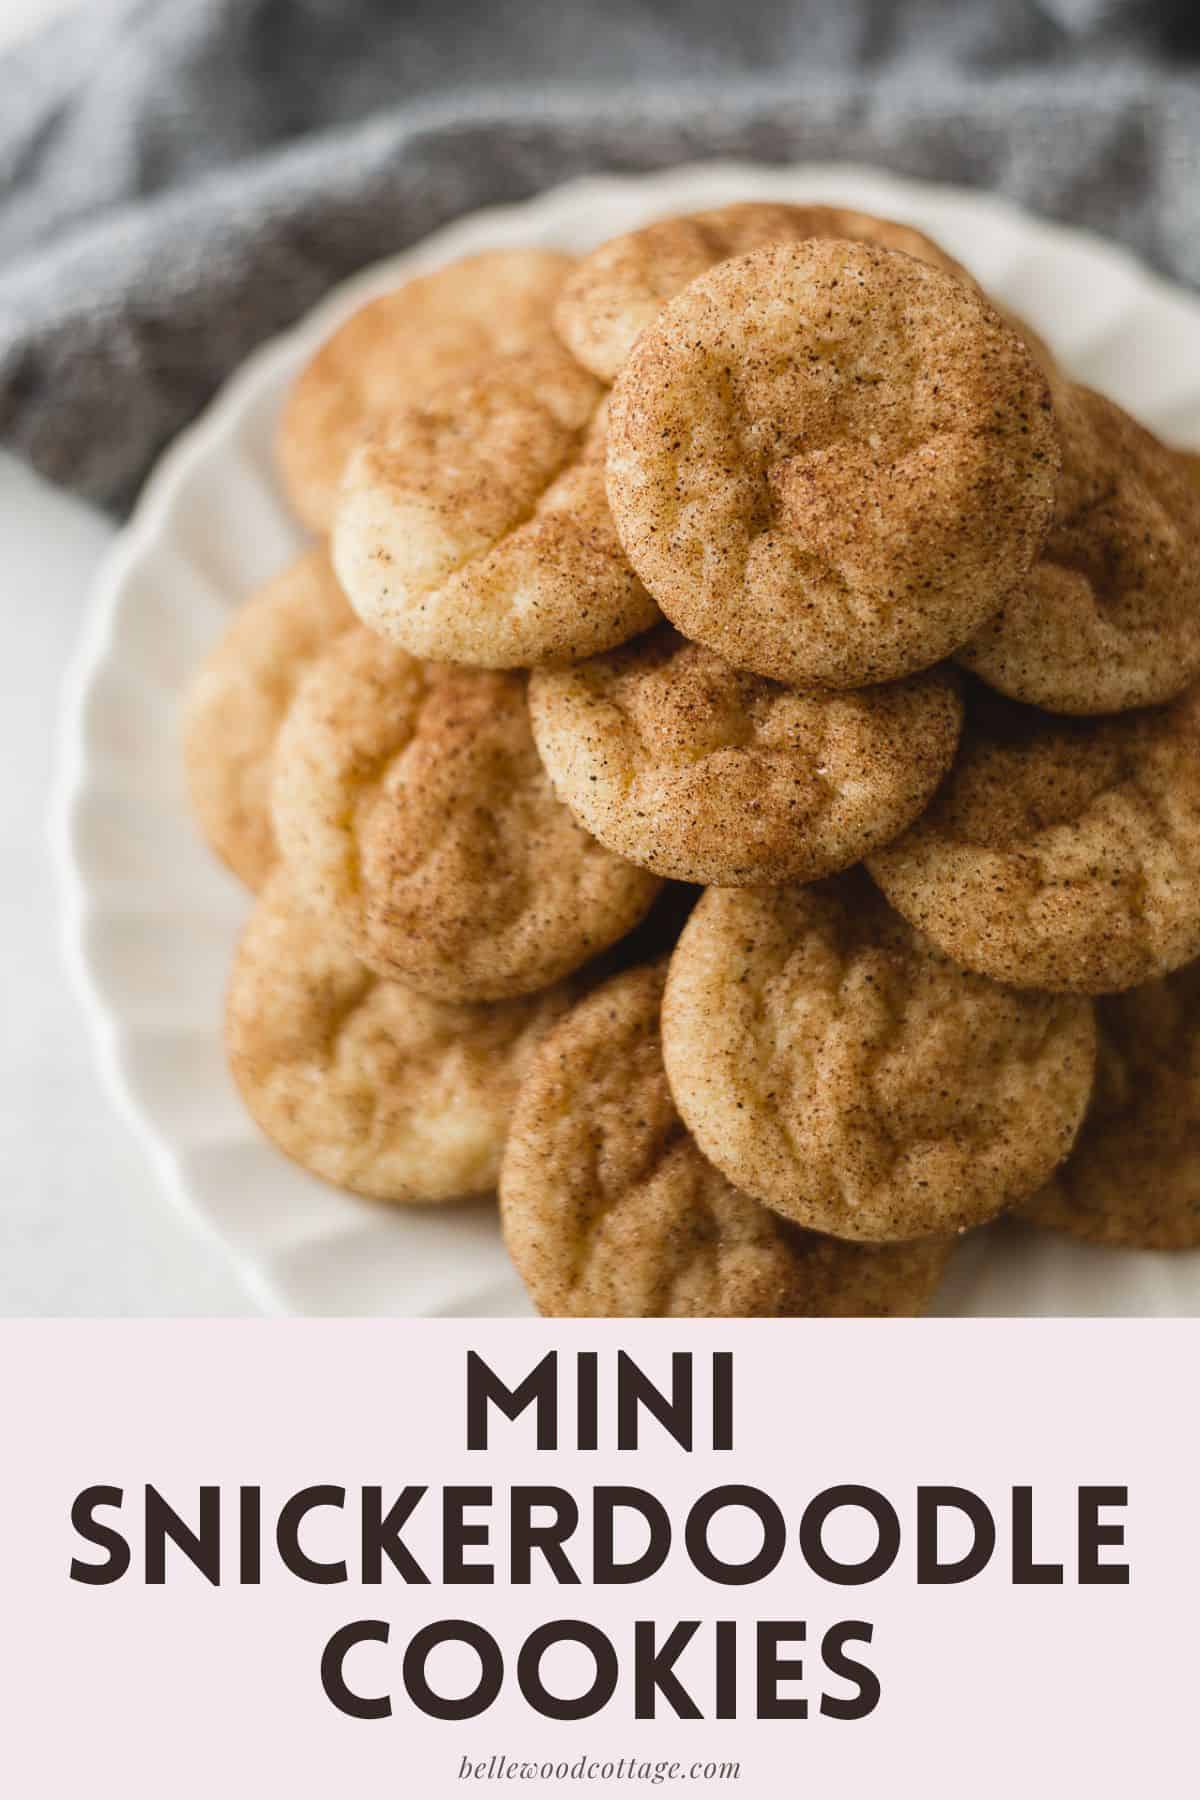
[56,162,1200,1316]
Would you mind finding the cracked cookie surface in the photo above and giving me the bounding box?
[606,240,1058,689]
[1021,959,1200,1248]
[959,386,1200,714]
[661,876,1096,1241]
[554,200,970,382]
[500,962,952,1314]
[869,683,1200,993]
[529,625,962,884]
[226,876,572,1203]
[271,629,661,1001]
[276,249,574,533]
[332,348,659,666]
[182,546,354,890]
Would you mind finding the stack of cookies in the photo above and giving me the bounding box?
[183,201,1200,1316]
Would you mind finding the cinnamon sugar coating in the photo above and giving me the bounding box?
[661,876,1096,1241]
[182,546,354,890]
[555,200,970,381]
[869,683,1200,993]
[606,240,1058,689]
[1022,958,1200,1248]
[332,349,659,666]
[501,963,952,1314]
[530,625,962,884]
[226,876,571,1203]
[271,629,660,1002]
[960,386,1200,714]
[277,249,574,532]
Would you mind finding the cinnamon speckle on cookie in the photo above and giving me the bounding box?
[227,876,572,1203]
[661,875,1096,1241]
[960,385,1200,714]
[869,681,1200,993]
[501,962,952,1314]
[530,624,962,884]
[606,240,1059,688]
[271,629,661,1001]
[182,545,354,890]
[277,249,574,533]
[1022,957,1200,1249]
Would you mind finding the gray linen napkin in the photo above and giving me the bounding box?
[0,0,1195,513]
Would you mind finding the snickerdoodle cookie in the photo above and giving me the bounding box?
[271,629,661,1001]
[332,347,659,666]
[959,386,1200,714]
[276,249,574,532]
[554,201,970,382]
[182,546,354,889]
[227,876,571,1203]
[501,963,952,1314]
[606,240,1059,689]
[529,626,962,885]
[1020,958,1200,1249]
[869,683,1200,993]
[661,877,1096,1242]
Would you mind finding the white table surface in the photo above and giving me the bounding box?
[0,451,256,1314]
[0,0,255,1313]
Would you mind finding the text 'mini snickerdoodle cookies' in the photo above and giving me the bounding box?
[661,877,1096,1242]
[333,349,659,667]
[277,248,574,533]
[607,239,1059,689]
[869,683,1200,994]
[182,546,354,890]
[500,962,952,1315]
[529,625,962,885]
[227,876,571,1204]
[271,629,661,1002]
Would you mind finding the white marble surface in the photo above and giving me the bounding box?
[0,450,256,1314]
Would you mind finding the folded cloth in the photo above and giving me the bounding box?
[0,0,1195,514]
